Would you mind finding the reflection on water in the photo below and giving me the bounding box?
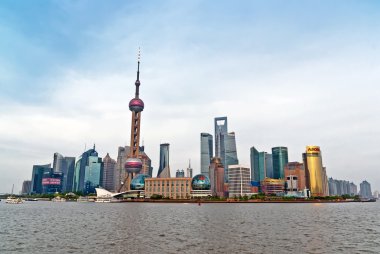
[0,202,380,253]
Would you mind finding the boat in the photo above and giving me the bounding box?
[5,184,24,204]
[5,196,24,204]
[52,196,66,202]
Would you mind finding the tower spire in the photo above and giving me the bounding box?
[135,47,141,98]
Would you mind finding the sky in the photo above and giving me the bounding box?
[0,0,380,193]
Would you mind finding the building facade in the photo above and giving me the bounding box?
[265,153,273,178]
[31,164,52,194]
[228,165,251,198]
[145,177,192,199]
[261,178,285,195]
[284,162,306,191]
[272,147,288,179]
[359,180,372,198]
[186,160,193,178]
[157,143,171,178]
[200,133,213,177]
[176,169,185,178]
[103,153,117,191]
[73,146,103,194]
[209,157,225,197]
[21,180,31,195]
[303,146,326,197]
[222,132,239,182]
[214,116,228,158]
[42,169,62,194]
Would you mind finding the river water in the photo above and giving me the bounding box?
[0,201,379,253]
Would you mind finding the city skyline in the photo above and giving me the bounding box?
[1,1,380,193]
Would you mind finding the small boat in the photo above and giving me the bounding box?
[52,196,66,202]
[5,196,24,204]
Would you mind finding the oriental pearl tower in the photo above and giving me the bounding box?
[122,49,145,190]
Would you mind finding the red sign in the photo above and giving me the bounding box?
[307,147,320,152]
[42,178,61,185]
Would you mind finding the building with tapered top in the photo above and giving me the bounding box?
[200,133,213,177]
[157,143,171,178]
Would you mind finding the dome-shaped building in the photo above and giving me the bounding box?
[130,174,150,190]
[191,174,211,191]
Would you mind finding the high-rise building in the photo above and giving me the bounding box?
[214,117,228,158]
[322,167,329,196]
[265,153,273,178]
[42,169,62,194]
[200,133,213,177]
[303,146,326,197]
[272,147,288,179]
[21,180,31,195]
[157,143,171,178]
[209,157,225,197]
[228,165,251,198]
[350,182,358,196]
[31,164,51,194]
[359,180,372,198]
[115,145,152,191]
[222,132,239,182]
[103,153,117,191]
[186,160,193,178]
[73,145,103,194]
[53,153,64,173]
[261,178,285,195]
[176,169,185,178]
[284,162,306,191]
[250,147,259,182]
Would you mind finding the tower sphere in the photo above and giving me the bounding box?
[191,174,211,190]
[129,98,144,112]
[125,157,143,173]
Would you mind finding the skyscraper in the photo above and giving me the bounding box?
[265,154,273,178]
[228,165,251,198]
[214,117,228,158]
[61,157,76,193]
[21,180,31,195]
[359,180,372,198]
[73,145,103,194]
[103,153,117,191]
[53,153,64,173]
[303,146,325,197]
[209,157,225,197]
[221,132,239,181]
[200,133,213,177]
[31,164,51,194]
[272,147,288,179]
[284,162,306,191]
[186,160,193,178]
[250,147,259,182]
[123,49,146,190]
[42,169,62,194]
[157,143,171,178]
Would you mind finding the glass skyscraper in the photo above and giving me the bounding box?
[272,147,288,179]
[200,133,213,177]
[265,153,273,178]
[157,143,170,178]
[221,132,239,182]
[250,147,259,181]
[31,164,51,194]
[73,145,103,194]
[214,117,228,158]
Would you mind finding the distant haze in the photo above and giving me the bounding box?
[0,1,379,193]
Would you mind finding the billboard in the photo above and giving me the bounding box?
[42,178,61,185]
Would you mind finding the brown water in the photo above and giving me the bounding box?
[0,201,379,253]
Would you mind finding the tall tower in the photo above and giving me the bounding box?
[200,133,213,177]
[157,143,170,178]
[123,49,145,188]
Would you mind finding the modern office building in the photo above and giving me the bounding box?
[200,133,213,177]
[115,145,153,192]
[31,164,52,194]
[261,178,285,195]
[303,146,326,197]
[265,153,273,178]
[103,153,117,191]
[209,157,225,197]
[214,117,228,158]
[284,162,306,191]
[52,153,76,192]
[322,167,329,196]
[21,180,31,195]
[272,147,288,179]
[228,165,251,198]
[222,132,239,182]
[250,147,259,182]
[53,153,64,173]
[176,169,185,178]
[73,146,103,194]
[42,169,62,194]
[157,143,171,178]
[145,177,192,199]
[328,178,355,196]
[350,182,358,196]
[359,180,372,198]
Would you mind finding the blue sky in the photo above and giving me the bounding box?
[1,0,380,193]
